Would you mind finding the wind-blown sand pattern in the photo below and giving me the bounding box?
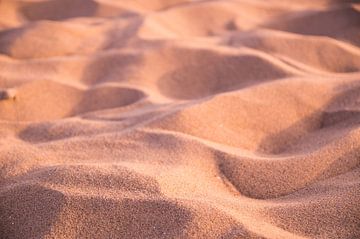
[0,0,360,238]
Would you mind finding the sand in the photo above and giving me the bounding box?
[0,0,359,238]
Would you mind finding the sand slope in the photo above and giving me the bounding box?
[0,0,360,238]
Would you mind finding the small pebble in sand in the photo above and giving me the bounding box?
[0,88,17,100]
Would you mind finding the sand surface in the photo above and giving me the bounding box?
[0,0,360,238]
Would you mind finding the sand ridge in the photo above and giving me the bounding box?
[0,0,360,238]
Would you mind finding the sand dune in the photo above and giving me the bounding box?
[0,0,360,238]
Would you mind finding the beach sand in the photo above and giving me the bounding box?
[0,0,360,238]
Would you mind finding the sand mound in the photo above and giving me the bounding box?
[139,0,287,39]
[0,0,359,238]
[20,0,126,21]
[0,20,110,59]
[265,5,360,46]
[228,30,360,73]
[151,78,336,151]
[148,46,292,99]
[0,80,145,121]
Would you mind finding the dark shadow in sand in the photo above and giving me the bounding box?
[0,184,66,239]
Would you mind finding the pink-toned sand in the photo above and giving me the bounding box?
[0,0,360,238]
